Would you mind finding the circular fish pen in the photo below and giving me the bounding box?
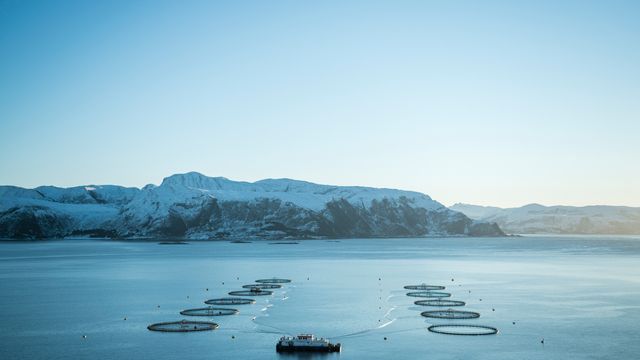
[404,284,445,290]
[180,307,239,316]
[255,278,291,284]
[205,297,255,305]
[242,284,282,289]
[147,320,219,332]
[414,299,466,307]
[228,289,273,296]
[421,309,480,319]
[428,324,498,336]
[406,291,451,298]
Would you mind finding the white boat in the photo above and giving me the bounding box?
[276,334,341,353]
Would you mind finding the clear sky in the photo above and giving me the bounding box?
[1,0,639,208]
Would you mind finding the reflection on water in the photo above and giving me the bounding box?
[0,236,639,359]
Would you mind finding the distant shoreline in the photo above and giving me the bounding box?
[3,233,640,243]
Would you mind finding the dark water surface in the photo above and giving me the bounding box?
[1,236,639,359]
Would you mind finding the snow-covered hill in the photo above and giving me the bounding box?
[451,203,640,235]
[0,172,503,239]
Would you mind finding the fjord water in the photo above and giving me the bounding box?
[1,237,639,360]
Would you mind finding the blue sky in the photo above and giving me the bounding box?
[1,0,639,207]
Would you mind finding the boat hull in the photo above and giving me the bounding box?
[276,343,341,353]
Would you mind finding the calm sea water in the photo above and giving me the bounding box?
[1,236,639,359]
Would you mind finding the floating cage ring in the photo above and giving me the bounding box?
[414,299,466,307]
[147,320,219,332]
[421,309,480,319]
[404,284,446,290]
[242,284,282,289]
[204,297,255,305]
[180,307,239,316]
[228,290,273,296]
[406,291,451,298]
[427,324,498,336]
[255,278,291,284]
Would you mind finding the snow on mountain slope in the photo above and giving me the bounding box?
[36,185,139,205]
[451,203,640,235]
[0,173,504,239]
[158,172,444,212]
[0,186,127,237]
[0,186,45,207]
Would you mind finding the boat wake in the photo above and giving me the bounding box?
[330,317,396,340]
[252,317,293,336]
[383,306,397,319]
[331,321,426,340]
[377,318,396,329]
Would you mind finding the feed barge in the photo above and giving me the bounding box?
[276,334,341,353]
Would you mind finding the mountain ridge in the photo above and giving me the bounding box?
[451,203,640,235]
[0,172,504,239]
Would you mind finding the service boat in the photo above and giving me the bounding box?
[276,334,341,353]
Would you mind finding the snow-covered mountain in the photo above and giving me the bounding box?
[0,172,503,239]
[451,203,640,235]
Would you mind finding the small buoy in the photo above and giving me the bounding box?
[206,288,209,291]
[378,319,381,322]
[384,337,387,340]
[451,278,454,282]
[468,290,471,293]
[124,317,127,320]
[236,277,239,280]
[512,321,516,325]
[479,299,482,301]
[222,282,225,285]
[307,277,309,280]
[378,278,381,281]
[82,335,87,339]
[541,338,544,344]
[492,308,495,312]
[232,335,235,339]
[157,305,160,308]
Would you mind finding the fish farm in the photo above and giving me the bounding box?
[204,297,256,305]
[420,309,480,319]
[180,307,239,316]
[147,320,219,332]
[427,324,498,336]
[255,278,292,284]
[404,284,446,290]
[241,284,282,289]
[414,299,466,307]
[403,282,498,336]
[228,289,273,296]
[145,277,500,341]
[406,291,451,298]
[148,277,291,334]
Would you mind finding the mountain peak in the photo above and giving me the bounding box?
[521,203,546,210]
[160,172,232,189]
